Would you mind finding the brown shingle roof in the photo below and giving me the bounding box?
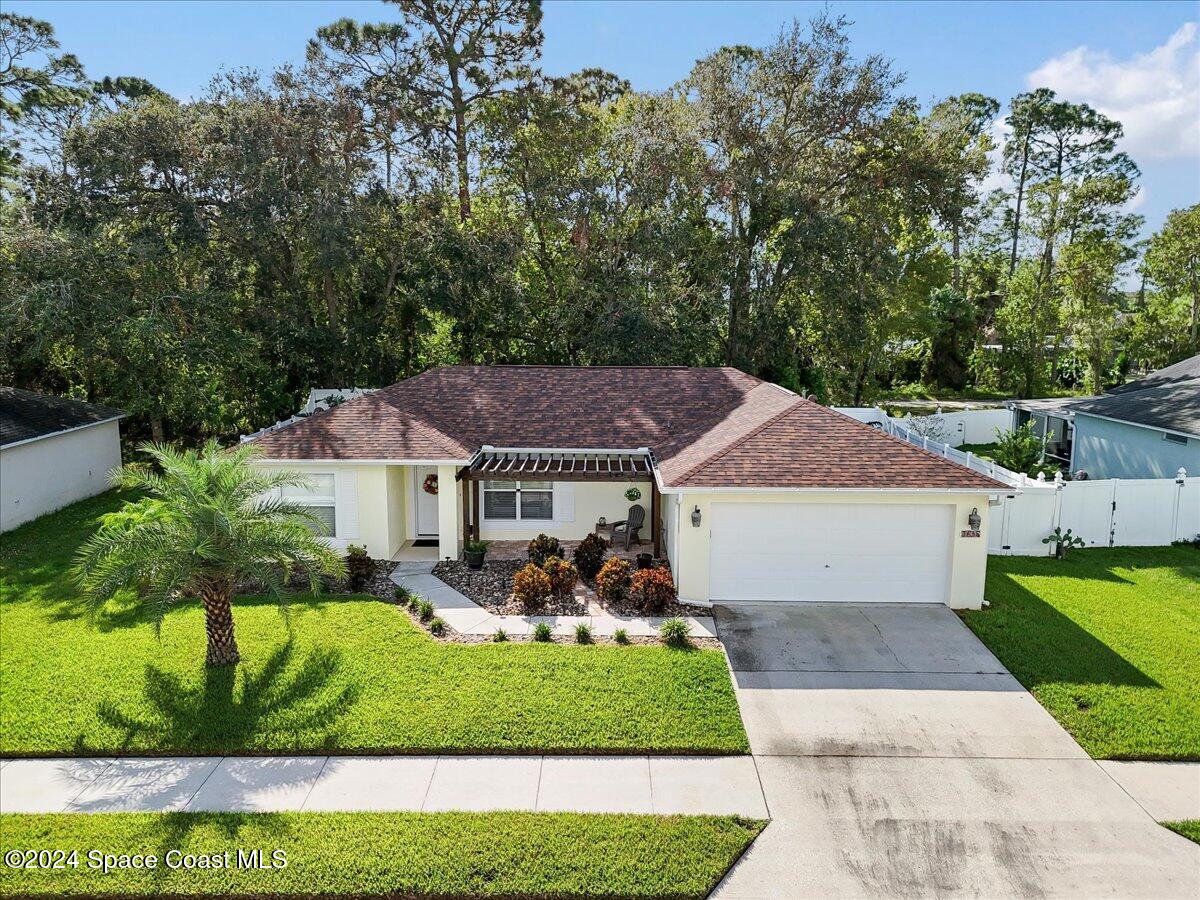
[247,366,1004,491]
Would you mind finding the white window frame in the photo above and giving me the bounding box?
[482,479,554,522]
[283,473,338,537]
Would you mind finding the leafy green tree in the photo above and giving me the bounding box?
[1144,204,1200,346]
[0,12,89,177]
[73,442,346,667]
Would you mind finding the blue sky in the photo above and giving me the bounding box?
[12,0,1199,235]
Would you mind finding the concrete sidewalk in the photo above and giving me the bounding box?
[0,754,768,818]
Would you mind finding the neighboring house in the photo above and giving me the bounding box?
[246,366,1005,609]
[0,388,125,533]
[1008,354,1200,480]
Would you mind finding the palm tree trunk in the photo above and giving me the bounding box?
[200,586,240,667]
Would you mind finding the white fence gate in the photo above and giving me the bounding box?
[989,474,1198,556]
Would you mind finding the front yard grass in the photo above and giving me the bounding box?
[961,547,1200,760]
[0,492,748,756]
[1165,820,1200,844]
[0,811,764,897]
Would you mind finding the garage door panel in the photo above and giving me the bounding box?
[709,502,952,603]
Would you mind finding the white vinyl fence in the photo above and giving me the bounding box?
[837,406,1198,555]
[990,472,1198,555]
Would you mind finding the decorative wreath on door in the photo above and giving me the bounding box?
[422,473,439,495]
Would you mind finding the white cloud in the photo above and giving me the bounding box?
[1026,22,1200,160]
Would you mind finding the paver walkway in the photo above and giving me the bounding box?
[0,755,767,818]
[710,602,1200,899]
[391,561,717,639]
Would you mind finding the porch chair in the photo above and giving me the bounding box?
[610,504,645,550]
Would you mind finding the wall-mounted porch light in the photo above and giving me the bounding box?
[691,506,702,527]
[968,507,982,530]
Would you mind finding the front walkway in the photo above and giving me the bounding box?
[711,602,1200,899]
[0,755,767,818]
[390,562,717,639]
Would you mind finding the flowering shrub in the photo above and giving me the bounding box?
[632,567,677,614]
[542,556,578,601]
[527,533,563,567]
[574,532,608,579]
[513,562,552,611]
[595,557,633,604]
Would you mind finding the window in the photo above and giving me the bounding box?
[1163,432,1188,446]
[483,480,553,521]
[282,473,337,536]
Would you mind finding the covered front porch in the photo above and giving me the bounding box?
[395,448,664,563]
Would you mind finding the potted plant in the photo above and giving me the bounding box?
[463,538,490,570]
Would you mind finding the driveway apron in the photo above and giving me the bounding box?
[711,602,1200,899]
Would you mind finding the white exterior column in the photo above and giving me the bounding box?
[437,464,461,561]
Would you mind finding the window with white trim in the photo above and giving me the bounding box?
[282,473,337,536]
[483,480,553,520]
[1163,432,1188,445]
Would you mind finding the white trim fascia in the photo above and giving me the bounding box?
[0,415,124,451]
[253,458,472,466]
[1072,410,1199,441]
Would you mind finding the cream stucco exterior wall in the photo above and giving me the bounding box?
[670,490,991,609]
[256,462,407,560]
[477,479,650,542]
[1,420,123,533]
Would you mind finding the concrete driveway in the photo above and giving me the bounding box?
[712,603,1200,899]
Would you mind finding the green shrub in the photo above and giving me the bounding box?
[533,621,552,642]
[992,423,1057,477]
[393,585,410,603]
[595,557,633,604]
[527,533,563,567]
[513,563,552,612]
[417,599,434,621]
[631,567,677,614]
[613,628,630,644]
[463,538,490,554]
[492,628,508,643]
[574,622,592,644]
[574,532,608,579]
[542,556,579,601]
[428,617,446,636]
[345,544,374,591]
[658,617,690,647]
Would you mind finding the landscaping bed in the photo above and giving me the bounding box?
[0,811,765,897]
[961,546,1200,760]
[1,492,748,756]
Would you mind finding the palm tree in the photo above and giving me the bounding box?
[74,440,346,667]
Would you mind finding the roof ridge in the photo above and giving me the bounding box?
[673,394,805,484]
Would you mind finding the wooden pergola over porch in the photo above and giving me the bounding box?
[457,448,662,557]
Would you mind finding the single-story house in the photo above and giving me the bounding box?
[1008,354,1200,480]
[0,387,126,532]
[245,366,1007,608]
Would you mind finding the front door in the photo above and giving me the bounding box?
[414,466,440,537]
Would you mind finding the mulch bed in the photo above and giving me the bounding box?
[432,558,695,618]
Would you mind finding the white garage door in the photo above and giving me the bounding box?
[709,502,953,603]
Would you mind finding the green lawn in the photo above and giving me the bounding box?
[957,441,998,460]
[961,547,1200,760]
[0,492,748,756]
[0,811,763,897]
[1165,820,1200,844]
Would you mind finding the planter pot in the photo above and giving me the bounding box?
[464,550,487,570]
[636,552,653,570]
